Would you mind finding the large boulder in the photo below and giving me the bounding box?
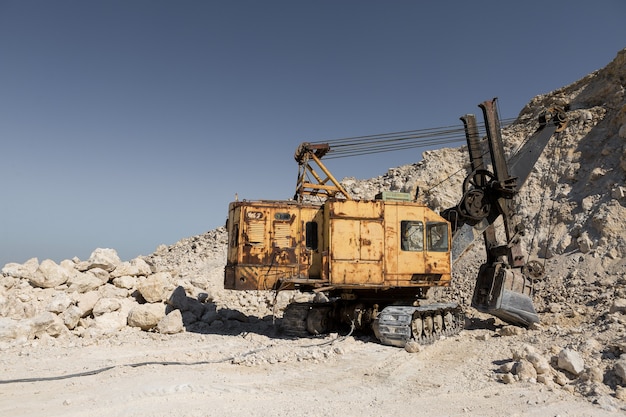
[46,293,73,314]
[1,258,39,280]
[29,311,67,338]
[29,259,71,289]
[93,311,128,334]
[110,258,152,278]
[137,272,170,303]
[112,275,137,290]
[66,270,105,293]
[166,285,206,320]
[92,298,121,316]
[76,248,121,272]
[76,291,100,317]
[557,349,585,376]
[62,306,82,330]
[127,303,166,330]
[157,309,184,334]
[0,317,31,344]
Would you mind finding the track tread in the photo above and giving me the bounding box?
[281,303,312,337]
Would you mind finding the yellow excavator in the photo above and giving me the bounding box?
[224,98,567,347]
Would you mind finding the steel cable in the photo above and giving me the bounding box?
[306,118,516,160]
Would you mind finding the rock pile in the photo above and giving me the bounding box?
[495,337,626,401]
[1,248,181,343]
[0,227,301,348]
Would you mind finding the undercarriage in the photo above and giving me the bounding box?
[281,297,465,348]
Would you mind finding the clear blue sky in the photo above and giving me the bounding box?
[1,1,625,266]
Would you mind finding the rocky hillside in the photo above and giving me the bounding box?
[343,48,626,310]
[1,48,625,405]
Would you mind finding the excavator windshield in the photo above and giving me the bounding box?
[427,222,449,252]
[401,220,424,251]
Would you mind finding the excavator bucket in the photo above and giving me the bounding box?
[471,264,539,326]
[452,99,562,328]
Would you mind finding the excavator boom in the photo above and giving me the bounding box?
[444,98,568,326]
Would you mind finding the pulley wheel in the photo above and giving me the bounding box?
[463,169,495,193]
[462,189,491,220]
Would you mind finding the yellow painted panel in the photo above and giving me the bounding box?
[424,250,451,274]
[331,261,384,285]
[359,220,384,261]
[329,200,383,219]
[330,219,359,260]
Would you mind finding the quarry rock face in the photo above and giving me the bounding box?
[1,48,626,405]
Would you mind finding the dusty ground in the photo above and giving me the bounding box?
[0,319,623,417]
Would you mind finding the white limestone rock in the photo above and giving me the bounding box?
[557,348,585,376]
[404,341,421,353]
[138,272,170,303]
[29,259,71,289]
[110,258,152,278]
[93,311,128,334]
[526,352,552,375]
[76,248,121,272]
[86,267,111,284]
[0,317,31,343]
[1,258,39,280]
[112,275,137,290]
[513,359,538,383]
[62,305,82,330]
[97,283,129,299]
[77,291,100,318]
[157,309,185,334]
[0,291,35,320]
[46,293,73,314]
[92,298,121,316]
[29,311,67,338]
[127,303,166,330]
[66,271,105,293]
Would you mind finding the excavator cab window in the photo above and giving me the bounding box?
[231,223,239,248]
[305,221,318,250]
[401,220,424,251]
[426,222,449,252]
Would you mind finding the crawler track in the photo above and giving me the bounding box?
[373,303,465,347]
[281,301,465,348]
[281,303,312,337]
